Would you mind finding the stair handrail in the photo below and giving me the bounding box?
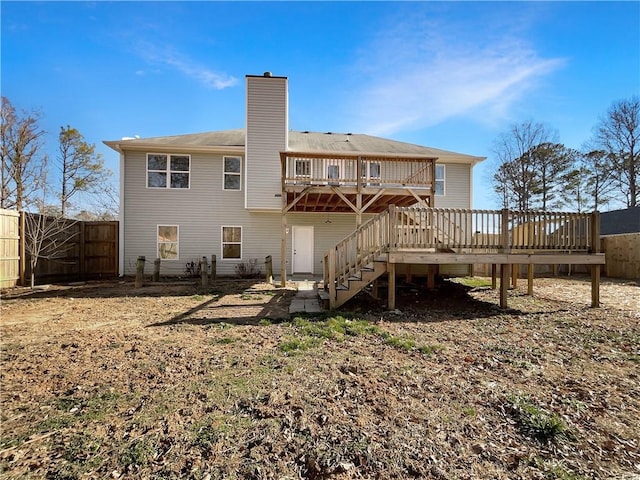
[324,209,391,295]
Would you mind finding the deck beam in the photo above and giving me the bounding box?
[387,252,606,265]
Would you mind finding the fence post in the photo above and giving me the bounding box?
[265,255,273,283]
[153,258,161,282]
[135,255,145,288]
[200,256,208,288]
[211,254,217,281]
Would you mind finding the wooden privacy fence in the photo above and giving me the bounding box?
[0,209,20,288]
[602,233,640,280]
[0,210,118,287]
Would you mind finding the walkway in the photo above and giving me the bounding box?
[288,279,324,314]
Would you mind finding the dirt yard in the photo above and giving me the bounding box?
[1,276,638,479]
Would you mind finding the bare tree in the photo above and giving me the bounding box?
[593,96,640,207]
[24,212,78,288]
[0,97,47,210]
[58,125,111,216]
[492,120,556,210]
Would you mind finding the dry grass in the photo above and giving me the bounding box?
[0,276,638,479]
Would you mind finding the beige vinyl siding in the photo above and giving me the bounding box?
[432,162,473,276]
[245,76,287,211]
[432,163,471,209]
[123,150,361,277]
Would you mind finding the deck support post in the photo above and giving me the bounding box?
[387,262,396,310]
[491,264,497,289]
[590,211,601,307]
[427,265,436,289]
[527,264,534,296]
[500,263,509,308]
[372,279,379,299]
[591,265,600,307]
[511,264,518,289]
[405,264,412,284]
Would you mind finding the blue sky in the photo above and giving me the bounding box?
[2,1,639,211]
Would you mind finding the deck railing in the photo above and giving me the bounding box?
[282,153,434,189]
[391,206,595,251]
[325,205,598,291]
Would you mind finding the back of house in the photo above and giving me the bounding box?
[104,72,484,279]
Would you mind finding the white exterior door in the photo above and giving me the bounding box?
[292,226,314,274]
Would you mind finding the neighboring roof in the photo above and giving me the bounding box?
[104,129,485,164]
[601,207,640,235]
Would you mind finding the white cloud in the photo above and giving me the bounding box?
[350,9,565,136]
[134,41,237,90]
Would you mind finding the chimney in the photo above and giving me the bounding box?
[245,72,288,210]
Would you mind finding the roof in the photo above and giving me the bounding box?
[104,129,485,164]
[601,207,640,235]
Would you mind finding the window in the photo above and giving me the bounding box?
[435,164,445,196]
[361,161,381,185]
[158,225,178,259]
[295,159,311,183]
[147,154,190,189]
[223,156,242,190]
[222,226,242,259]
[327,164,340,184]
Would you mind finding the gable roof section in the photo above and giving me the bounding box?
[104,129,484,164]
[601,207,640,235]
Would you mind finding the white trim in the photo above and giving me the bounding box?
[469,162,474,209]
[223,156,242,191]
[244,76,249,210]
[146,153,191,189]
[221,225,243,260]
[119,152,125,276]
[435,164,446,196]
[157,224,179,260]
[292,225,314,274]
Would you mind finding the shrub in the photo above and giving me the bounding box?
[235,258,261,278]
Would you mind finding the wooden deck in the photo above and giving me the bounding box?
[280,152,435,214]
[276,151,604,311]
[323,206,605,310]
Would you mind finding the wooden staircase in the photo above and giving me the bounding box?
[323,205,463,310]
[334,259,387,308]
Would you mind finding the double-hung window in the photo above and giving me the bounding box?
[147,154,190,189]
[222,226,242,259]
[158,225,179,259]
[223,156,242,190]
[361,161,381,185]
[295,159,311,183]
[435,164,445,196]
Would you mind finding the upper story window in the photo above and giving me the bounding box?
[147,154,190,189]
[295,159,311,182]
[361,161,381,185]
[435,164,445,196]
[223,156,242,190]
